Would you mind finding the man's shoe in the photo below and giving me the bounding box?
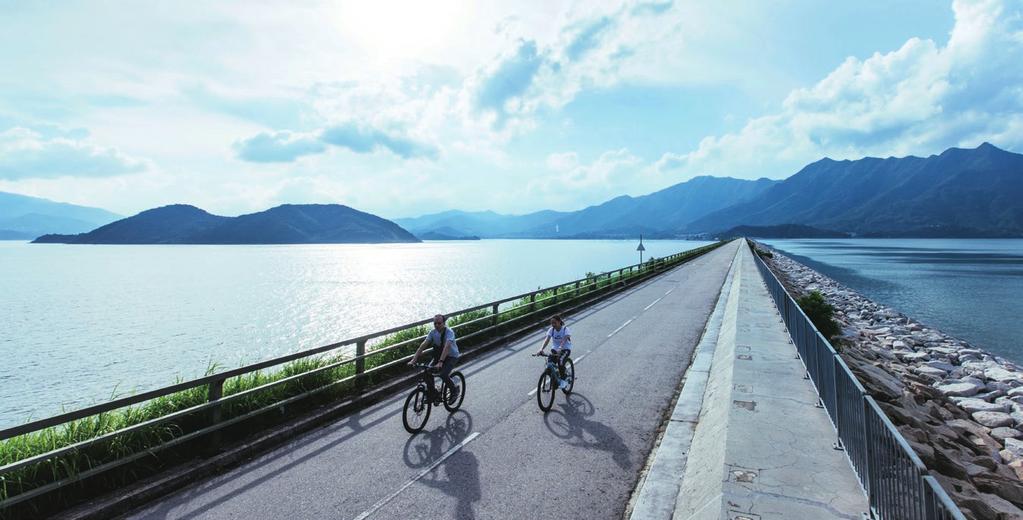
[447,386,460,404]
[558,379,569,390]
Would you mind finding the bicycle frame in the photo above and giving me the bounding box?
[412,364,441,395]
[535,352,565,384]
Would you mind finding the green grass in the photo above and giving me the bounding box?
[0,241,723,504]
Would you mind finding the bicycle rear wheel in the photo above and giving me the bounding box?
[443,371,466,412]
[403,387,431,433]
[537,371,555,412]
[562,357,575,394]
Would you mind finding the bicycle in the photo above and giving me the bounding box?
[402,362,466,434]
[532,350,575,412]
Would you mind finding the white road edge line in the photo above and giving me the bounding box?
[607,317,635,338]
[528,387,537,396]
[354,431,482,520]
[644,297,663,311]
[664,288,674,296]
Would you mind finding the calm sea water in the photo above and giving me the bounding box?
[761,239,1023,363]
[0,239,710,428]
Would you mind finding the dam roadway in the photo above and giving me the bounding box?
[123,241,741,520]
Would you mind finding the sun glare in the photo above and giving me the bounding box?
[336,0,470,63]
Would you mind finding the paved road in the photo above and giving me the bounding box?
[124,240,740,520]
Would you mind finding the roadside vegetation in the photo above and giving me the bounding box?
[796,290,842,342]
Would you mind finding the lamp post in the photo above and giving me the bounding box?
[637,234,645,265]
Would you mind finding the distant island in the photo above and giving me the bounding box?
[34,204,420,244]
[415,227,481,241]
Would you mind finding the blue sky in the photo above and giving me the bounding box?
[0,0,1019,218]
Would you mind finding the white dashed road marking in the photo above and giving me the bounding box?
[607,317,635,338]
[354,432,481,520]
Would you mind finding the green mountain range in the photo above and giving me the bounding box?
[34,204,420,244]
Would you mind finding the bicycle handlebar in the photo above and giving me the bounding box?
[532,352,561,359]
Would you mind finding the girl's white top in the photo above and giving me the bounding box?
[547,325,572,351]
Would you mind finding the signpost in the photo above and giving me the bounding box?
[637,234,646,264]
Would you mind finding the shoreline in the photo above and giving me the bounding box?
[757,243,1023,519]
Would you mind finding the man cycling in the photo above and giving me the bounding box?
[409,314,461,404]
[535,314,572,389]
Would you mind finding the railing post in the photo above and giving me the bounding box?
[207,378,224,451]
[492,303,500,331]
[530,292,536,312]
[356,339,367,387]
[833,355,845,451]
[574,280,579,298]
[863,396,874,506]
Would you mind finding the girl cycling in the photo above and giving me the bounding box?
[535,314,572,388]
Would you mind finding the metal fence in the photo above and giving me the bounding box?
[748,240,966,520]
[0,241,724,512]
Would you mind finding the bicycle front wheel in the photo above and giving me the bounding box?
[403,387,431,434]
[562,357,575,395]
[537,371,555,412]
[443,371,466,412]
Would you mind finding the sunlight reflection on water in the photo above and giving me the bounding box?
[0,239,710,426]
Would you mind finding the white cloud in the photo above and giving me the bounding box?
[320,123,439,160]
[529,148,649,209]
[0,127,147,180]
[4,0,1016,218]
[546,151,580,171]
[234,131,325,163]
[655,0,1023,179]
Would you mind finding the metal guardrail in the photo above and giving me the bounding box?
[0,241,724,511]
[748,240,966,520]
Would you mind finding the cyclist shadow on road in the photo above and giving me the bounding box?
[401,411,480,518]
[402,410,474,467]
[543,392,632,470]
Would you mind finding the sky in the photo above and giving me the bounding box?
[0,0,1020,219]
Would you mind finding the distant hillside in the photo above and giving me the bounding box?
[687,143,1023,237]
[717,224,852,239]
[394,210,567,238]
[531,176,779,237]
[415,226,481,240]
[0,191,121,238]
[396,176,779,238]
[34,204,420,244]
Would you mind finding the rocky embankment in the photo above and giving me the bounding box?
[758,245,1023,520]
